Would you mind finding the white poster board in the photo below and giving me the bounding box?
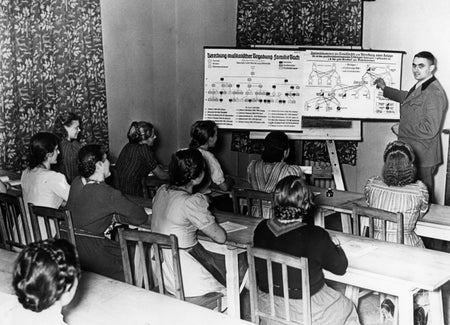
[204,48,303,131]
[203,47,404,132]
[301,49,403,119]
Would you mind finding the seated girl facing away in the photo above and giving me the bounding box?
[67,144,149,281]
[116,121,169,196]
[3,238,80,325]
[52,111,82,184]
[364,140,429,247]
[189,120,234,193]
[253,176,360,325]
[151,148,227,297]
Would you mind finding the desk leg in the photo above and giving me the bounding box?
[397,293,414,325]
[225,246,240,319]
[429,289,444,325]
[340,213,352,234]
[315,209,325,228]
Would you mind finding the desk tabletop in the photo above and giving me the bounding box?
[329,230,450,291]
[0,249,251,325]
[310,186,365,212]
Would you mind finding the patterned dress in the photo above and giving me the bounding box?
[364,176,429,247]
[116,143,158,196]
[247,160,304,218]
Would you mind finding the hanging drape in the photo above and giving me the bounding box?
[0,0,108,171]
[233,0,363,165]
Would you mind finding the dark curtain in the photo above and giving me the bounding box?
[0,0,108,171]
[233,0,362,165]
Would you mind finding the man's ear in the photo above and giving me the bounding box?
[283,148,290,160]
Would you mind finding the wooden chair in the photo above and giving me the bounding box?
[0,193,31,250]
[117,228,223,310]
[28,203,76,247]
[231,188,275,219]
[350,203,404,323]
[247,246,312,325]
[142,176,167,199]
[352,203,404,244]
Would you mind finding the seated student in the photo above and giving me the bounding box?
[364,140,429,323]
[151,148,227,297]
[253,176,360,325]
[2,238,80,325]
[52,111,82,184]
[189,120,234,193]
[364,140,429,247]
[21,132,71,210]
[116,121,169,196]
[247,131,305,218]
[21,132,71,240]
[67,144,149,281]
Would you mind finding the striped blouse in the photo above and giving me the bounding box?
[55,138,82,184]
[115,143,158,196]
[364,176,429,247]
[247,160,304,218]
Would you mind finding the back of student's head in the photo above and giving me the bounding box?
[169,148,205,186]
[382,140,417,186]
[13,238,80,312]
[28,132,60,169]
[53,111,81,139]
[78,144,106,178]
[274,176,314,222]
[189,120,217,149]
[127,121,154,144]
[261,131,289,163]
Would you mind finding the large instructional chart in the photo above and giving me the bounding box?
[203,47,403,131]
[301,49,402,119]
[204,48,303,131]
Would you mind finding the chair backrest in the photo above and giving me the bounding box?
[247,246,312,325]
[117,228,185,300]
[28,203,76,247]
[0,193,31,250]
[231,188,275,218]
[141,176,167,199]
[352,203,404,244]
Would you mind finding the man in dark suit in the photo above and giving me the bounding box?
[374,51,447,202]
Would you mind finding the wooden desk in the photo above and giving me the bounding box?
[0,249,252,325]
[326,231,450,325]
[202,212,449,324]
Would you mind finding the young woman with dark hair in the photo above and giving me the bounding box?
[253,176,360,325]
[151,148,227,297]
[3,238,80,325]
[21,132,71,236]
[115,121,168,196]
[52,111,82,183]
[67,144,149,281]
[189,120,234,192]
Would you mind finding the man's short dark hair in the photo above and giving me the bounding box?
[414,51,435,65]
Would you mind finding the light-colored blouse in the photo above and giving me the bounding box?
[364,176,429,247]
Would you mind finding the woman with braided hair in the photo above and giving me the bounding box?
[253,176,360,325]
[3,238,80,325]
[151,148,228,298]
[116,121,168,196]
[67,144,149,281]
[364,140,429,247]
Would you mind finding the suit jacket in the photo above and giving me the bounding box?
[384,76,447,167]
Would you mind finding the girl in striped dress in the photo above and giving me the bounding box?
[364,140,429,247]
[116,121,169,196]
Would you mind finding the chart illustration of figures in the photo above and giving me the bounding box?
[204,48,303,131]
[301,50,402,119]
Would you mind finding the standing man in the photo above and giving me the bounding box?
[374,51,447,201]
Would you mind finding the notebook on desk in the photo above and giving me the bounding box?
[220,221,247,233]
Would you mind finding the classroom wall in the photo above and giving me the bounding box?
[360,0,450,203]
[100,0,238,173]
